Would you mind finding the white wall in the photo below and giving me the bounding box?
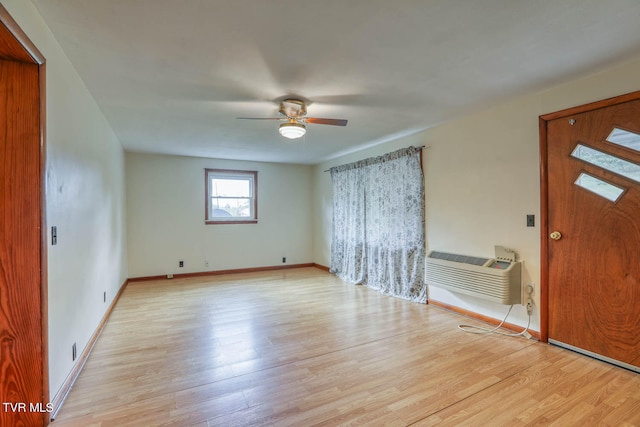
[2,0,128,401]
[126,152,313,278]
[314,55,640,333]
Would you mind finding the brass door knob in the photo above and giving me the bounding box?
[549,231,562,240]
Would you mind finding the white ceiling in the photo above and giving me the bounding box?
[32,0,640,164]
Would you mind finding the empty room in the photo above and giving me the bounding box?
[1,0,639,426]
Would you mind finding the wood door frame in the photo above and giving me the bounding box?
[538,90,640,344]
[0,4,48,425]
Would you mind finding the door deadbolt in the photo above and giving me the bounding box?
[549,231,562,240]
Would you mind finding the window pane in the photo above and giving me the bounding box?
[606,128,640,153]
[571,144,640,183]
[211,178,251,197]
[211,198,251,217]
[574,172,625,202]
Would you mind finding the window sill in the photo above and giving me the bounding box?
[205,219,258,225]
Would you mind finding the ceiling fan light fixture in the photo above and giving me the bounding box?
[279,122,306,139]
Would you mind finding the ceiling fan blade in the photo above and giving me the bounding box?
[236,117,283,120]
[304,117,348,126]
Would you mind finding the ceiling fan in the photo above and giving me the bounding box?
[237,98,348,139]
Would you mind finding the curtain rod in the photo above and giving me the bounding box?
[323,145,428,172]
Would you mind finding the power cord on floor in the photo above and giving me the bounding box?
[458,304,532,339]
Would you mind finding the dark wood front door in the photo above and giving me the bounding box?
[544,95,640,370]
[0,8,47,426]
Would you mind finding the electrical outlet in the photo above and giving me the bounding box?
[51,226,57,245]
[72,342,77,361]
[204,260,210,268]
[526,299,534,316]
[282,257,286,263]
[103,291,106,303]
[522,282,534,306]
[179,261,184,268]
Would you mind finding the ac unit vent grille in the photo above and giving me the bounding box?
[426,250,521,305]
[428,251,489,266]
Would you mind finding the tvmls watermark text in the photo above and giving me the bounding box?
[2,402,53,413]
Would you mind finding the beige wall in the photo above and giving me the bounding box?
[126,152,313,278]
[314,55,640,333]
[2,0,128,400]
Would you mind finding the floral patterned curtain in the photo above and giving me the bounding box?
[330,146,426,303]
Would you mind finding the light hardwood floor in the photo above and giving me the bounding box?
[52,267,640,426]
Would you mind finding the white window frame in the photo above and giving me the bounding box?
[205,169,258,224]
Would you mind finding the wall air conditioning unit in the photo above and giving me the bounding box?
[426,245,521,305]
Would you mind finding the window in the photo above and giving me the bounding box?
[606,127,640,153]
[205,169,257,224]
[571,144,640,183]
[574,172,625,202]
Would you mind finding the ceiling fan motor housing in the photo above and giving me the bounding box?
[280,99,307,118]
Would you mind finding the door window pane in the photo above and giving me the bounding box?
[574,172,625,202]
[571,144,640,183]
[606,128,640,153]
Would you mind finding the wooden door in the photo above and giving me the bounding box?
[544,96,640,371]
[0,8,47,426]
